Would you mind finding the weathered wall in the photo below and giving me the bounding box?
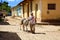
[42,0,60,21]
[11,7,17,16]
[24,3,28,18]
[32,0,42,23]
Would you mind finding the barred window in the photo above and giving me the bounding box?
[48,4,56,10]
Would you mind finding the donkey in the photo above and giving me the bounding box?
[20,18,29,31]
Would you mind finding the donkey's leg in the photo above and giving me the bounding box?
[23,25,25,31]
[20,24,21,30]
[26,25,28,31]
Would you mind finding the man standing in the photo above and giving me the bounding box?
[29,13,35,34]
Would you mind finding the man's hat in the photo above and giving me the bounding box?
[31,13,33,15]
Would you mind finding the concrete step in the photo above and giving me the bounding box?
[36,22,60,25]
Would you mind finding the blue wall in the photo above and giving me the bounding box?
[16,6,22,16]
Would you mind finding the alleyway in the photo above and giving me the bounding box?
[0,16,60,40]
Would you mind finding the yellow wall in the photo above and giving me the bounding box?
[24,3,28,18]
[32,0,42,23]
[21,0,60,22]
[29,2,31,17]
[11,0,60,23]
[42,0,60,20]
[11,6,23,17]
[21,6,23,18]
[11,9,14,16]
[11,7,17,16]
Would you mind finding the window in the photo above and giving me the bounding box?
[17,7,21,16]
[48,4,56,10]
[17,7,21,13]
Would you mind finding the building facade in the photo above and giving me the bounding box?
[19,0,42,23]
[11,0,60,23]
[11,5,23,17]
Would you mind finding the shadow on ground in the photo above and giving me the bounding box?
[34,33,46,34]
[26,30,46,34]
[0,22,10,25]
[0,31,21,40]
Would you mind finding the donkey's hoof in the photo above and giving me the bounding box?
[23,30,25,31]
[20,29,21,30]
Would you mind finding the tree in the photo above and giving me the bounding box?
[0,1,11,14]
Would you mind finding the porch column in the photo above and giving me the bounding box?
[27,2,29,17]
[30,1,32,13]
[23,5,24,17]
